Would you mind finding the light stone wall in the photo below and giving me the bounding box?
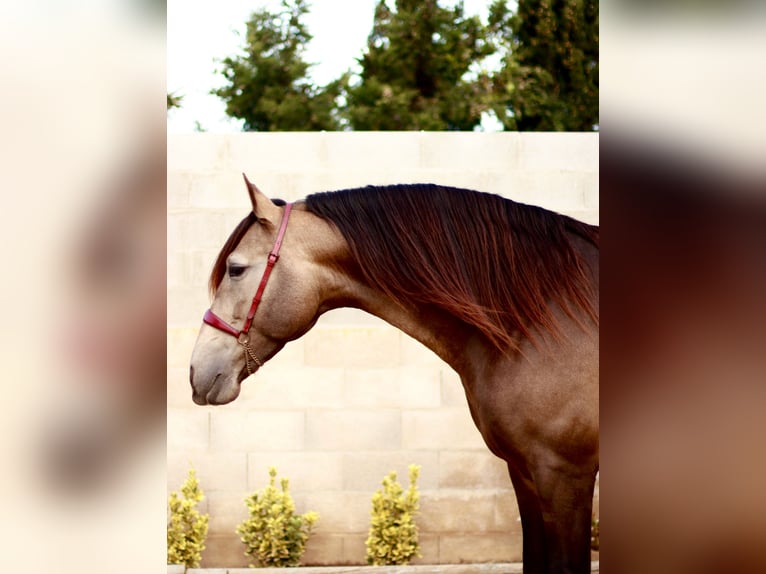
[168,132,599,567]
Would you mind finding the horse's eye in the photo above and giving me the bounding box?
[228,265,247,278]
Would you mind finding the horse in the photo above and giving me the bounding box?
[189,176,599,574]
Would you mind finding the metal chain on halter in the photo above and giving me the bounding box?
[238,335,263,375]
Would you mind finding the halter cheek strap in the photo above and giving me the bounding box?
[202,203,293,373]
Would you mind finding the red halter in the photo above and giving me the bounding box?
[202,203,293,372]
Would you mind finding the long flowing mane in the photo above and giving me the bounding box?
[305,184,598,354]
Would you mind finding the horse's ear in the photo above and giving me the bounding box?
[242,173,280,223]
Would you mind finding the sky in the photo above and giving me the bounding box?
[167,0,501,133]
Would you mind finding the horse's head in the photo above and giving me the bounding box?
[189,176,324,405]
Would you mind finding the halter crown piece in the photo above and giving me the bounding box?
[202,203,293,374]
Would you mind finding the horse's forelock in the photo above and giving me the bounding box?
[209,212,258,298]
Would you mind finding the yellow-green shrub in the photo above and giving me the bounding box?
[365,464,421,565]
[237,467,319,567]
[167,468,209,567]
[591,515,599,551]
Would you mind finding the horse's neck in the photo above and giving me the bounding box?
[348,282,480,371]
[317,233,486,375]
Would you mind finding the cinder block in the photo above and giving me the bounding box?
[247,452,344,492]
[167,408,209,451]
[439,532,522,563]
[341,533,368,565]
[167,248,188,288]
[305,409,401,451]
[419,491,498,533]
[400,334,446,367]
[210,410,305,452]
[419,132,522,171]
[342,367,401,407]
[225,132,329,173]
[493,491,522,532]
[304,327,400,368]
[266,337,305,367]
[438,451,510,489]
[399,366,442,408]
[325,132,422,172]
[188,248,221,287]
[167,367,195,408]
[300,491,371,533]
[167,327,201,369]
[167,171,192,209]
[189,172,252,209]
[440,368,467,407]
[402,409,486,450]
[513,171,591,212]
[578,171,599,209]
[167,353,195,388]
[168,134,229,172]
[411,532,440,565]
[206,490,249,536]
[271,171,315,201]
[342,451,439,491]
[518,132,598,172]
[168,450,248,494]
[167,287,210,329]
[235,366,344,411]
[343,366,440,408]
[200,533,249,568]
[308,170,375,197]
[168,210,229,253]
[303,533,346,565]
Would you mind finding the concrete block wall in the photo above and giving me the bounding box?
[168,132,598,567]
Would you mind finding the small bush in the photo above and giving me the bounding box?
[591,514,600,551]
[167,468,209,568]
[237,467,319,567]
[365,464,421,565]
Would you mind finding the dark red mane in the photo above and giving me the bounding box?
[305,184,598,354]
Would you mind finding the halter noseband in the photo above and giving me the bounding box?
[202,203,293,374]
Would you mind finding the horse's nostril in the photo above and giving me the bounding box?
[189,365,194,383]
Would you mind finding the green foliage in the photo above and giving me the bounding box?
[213,0,598,131]
[167,92,183,110]
[488,0,598,130]
[212,0,343,131]
[344,0,496,130]
[237,467,319,567]
[365,464,421,565]
[591,514,599,551]
[167,468,209,567]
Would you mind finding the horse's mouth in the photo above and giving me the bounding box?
[192,387,233,406]
[191,390,210,406]
[191,372,218,406]
[192,373,242,406]
[207,388,236,405]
